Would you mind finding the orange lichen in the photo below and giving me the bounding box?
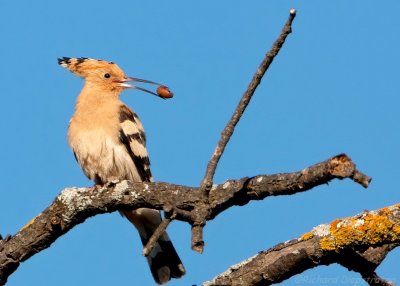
[319,236,336,251]
[393,225,400,235]
[319,206,400,251]
[300,231,314,241]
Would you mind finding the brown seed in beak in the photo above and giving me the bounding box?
[156,86,174,99]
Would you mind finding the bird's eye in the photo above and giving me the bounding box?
[104,73,111,78]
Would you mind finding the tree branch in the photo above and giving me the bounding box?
[204,204,400,286]
[143,217,171,256]
[194,7,297,254]
[200,8,297,191]
[0,154,368,284]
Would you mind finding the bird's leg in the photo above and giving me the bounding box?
[105,176,121,185]
[87,185,98,192]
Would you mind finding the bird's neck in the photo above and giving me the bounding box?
[74,82,123,116]
[77,82,120,103]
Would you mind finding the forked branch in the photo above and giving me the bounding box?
[0,153,370,284]
[193,8,297,253]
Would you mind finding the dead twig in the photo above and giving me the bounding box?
[193,8,297,253]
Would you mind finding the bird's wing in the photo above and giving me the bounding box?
[118,105,186,283]
[118,104,153,182]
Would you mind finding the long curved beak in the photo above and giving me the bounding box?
[114,77,167,98]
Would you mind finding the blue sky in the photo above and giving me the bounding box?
[1,1,399,285]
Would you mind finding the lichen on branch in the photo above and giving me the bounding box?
[205,205,400,286]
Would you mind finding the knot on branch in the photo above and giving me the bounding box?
[329,154,355,178]
[328,154,371,188]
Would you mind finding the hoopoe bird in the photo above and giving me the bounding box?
[58,57,185,284]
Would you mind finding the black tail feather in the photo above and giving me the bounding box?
[154,239,185,279]
[141,229,185,284]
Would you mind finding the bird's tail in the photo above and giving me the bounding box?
[122,209,186,284]
[143,231,186,284]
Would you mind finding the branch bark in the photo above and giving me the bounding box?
[0,154,369,284]
[204,204,400,286]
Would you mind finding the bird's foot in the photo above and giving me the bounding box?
[87,185,99,192]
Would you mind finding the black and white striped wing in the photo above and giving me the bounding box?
[118,105,153,182]
[117,104,186,284]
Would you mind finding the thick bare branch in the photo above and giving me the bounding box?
[0,154,367,284]
[208,153,370,219]
[204,205,400,286]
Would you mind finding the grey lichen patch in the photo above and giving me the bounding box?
[112,180,130,200]
[58,187,93,222]
[59,188,90,206]
[113,180,141,200]
[389,204,400,218]
[353,218,365,228]
[143,183,150,192]
[222,181,230,189]
[130,190,140,199]
[311,224,331,237]
[203,253,258,286]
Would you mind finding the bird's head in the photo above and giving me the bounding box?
[58,57,173,98]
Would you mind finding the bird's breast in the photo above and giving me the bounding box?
[68,114,141,183]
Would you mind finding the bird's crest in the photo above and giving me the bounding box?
[58,57,123,78]
[58,57,174,98]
